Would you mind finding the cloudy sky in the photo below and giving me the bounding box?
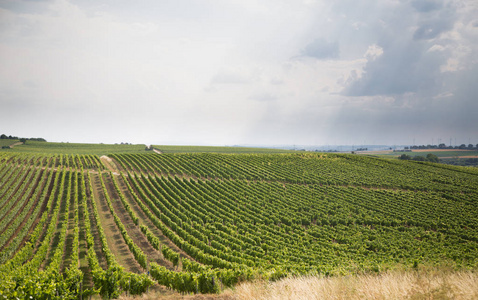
[0,0,477,146]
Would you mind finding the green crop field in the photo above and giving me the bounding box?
[0,148,477,299]
[368,149,478,159]
[0,140,19,148]
[409,150,478,158]
[2,141,147,155]
[153,144,297,154]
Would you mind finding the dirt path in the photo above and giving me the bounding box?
[7,141,24,149]
[118,175,197,263]
[90,172,144,274]
[85,185,108,270]
[104,174,175,270]
[153,149,163,154]
[100,155,120,175]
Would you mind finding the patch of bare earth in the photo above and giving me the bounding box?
[101,155,120,175]
[85,174,108,270]
[118,174,197,263]
[104,174,175,270]
[8,141,24,148]
[119,291,235,300]
[90,172,144,274]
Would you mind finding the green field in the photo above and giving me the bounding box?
[412,150,478,158]
[0,147,477,299]
[0,140,19,148]
[1,140,147,155]
[364,149,478,159]
[154,144,296,154]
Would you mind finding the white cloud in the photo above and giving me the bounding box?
[364,44,384,61]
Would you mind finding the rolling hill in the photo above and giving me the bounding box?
[0,144,477,298]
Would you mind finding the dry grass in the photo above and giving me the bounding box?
[234,268,478,300]
[119,268,478,300]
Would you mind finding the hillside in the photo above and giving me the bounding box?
[0,149,477,299]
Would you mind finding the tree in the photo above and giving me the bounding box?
[468,144,473,149]
[0,134,6,139]
[398,154,411,160]
[426,153,439,163]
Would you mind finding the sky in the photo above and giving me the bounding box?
[0,0,477,146]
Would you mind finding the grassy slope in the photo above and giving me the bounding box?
[153,145,297,154]
[109,152,478,274]
[1,144,478,298]
[118,268,478,299]
[0,139,19,147]
[1,141,296,155]
[2,141,147,155]
[365,149,478,158]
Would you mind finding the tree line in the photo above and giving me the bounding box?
[0,133,46,142]
[398,153,439,163]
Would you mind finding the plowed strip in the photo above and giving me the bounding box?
[104,174,174,270]
[119,174,197,263]
[90,172,143,274]
[85,185,107,270]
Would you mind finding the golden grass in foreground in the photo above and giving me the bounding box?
[119,268,478,300]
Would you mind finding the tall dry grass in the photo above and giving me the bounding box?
[232,268,478,300]
[119,268,478,299]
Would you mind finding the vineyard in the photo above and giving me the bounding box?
[0,150,477,299]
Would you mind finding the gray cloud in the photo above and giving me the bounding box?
[0,0,51,14]
[411,0,443,13]
[413,10,455,40]
[343,1,459,97]
[302,38,339,60]
[344,41,444,96]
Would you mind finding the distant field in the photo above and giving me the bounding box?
[153,144,297,154]
[0,139,19,148]
[412,150,478,158]
[1,140,147,155]
[362,149,478,159]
